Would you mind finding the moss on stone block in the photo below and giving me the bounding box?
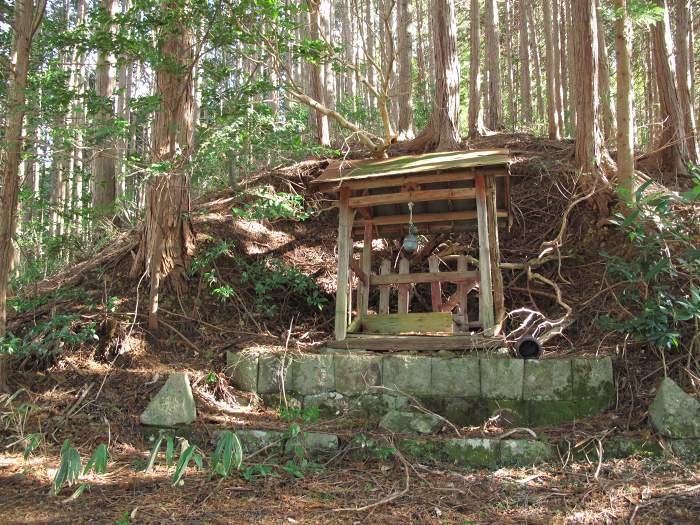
[285,432,339,457]
[670,439,700,462]
[603,436,663,460]
[236,429,284,454]
[480,358,523,400]
[226,351,260,392]
[382,355,432,395]
[445,438,500,468]
[398,438,449,463]
[484,399,530,427]
[334,353,382,394]
[523,359,573,401]
[527,400,580,426]
[431,357,480,397]
[289,354,335,395]
[416,395,445,415]
[572,357,614,400]
[500,439,552,466]
[349,394,387,419]
[443,397,488,426]
[303,392,348,417]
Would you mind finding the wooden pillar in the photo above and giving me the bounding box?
[379,259,391,314]
[475,174,495,332]
[485,175,505,332]
[398,257,410,314]
[428,255,442,312]
[457,255,470,330]
[335,187,352,340]
[358,223,373,317]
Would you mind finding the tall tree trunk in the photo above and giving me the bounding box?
[674,0,698,161]
[504,0,516,126]
[484,0,503,130]
[309,0,331,146]
[559,0,569,133]
[572,0,610,216]
[519,0,532,124]
[552,0,565,134]
[0,0,45,392]
[527,0,545,120]
[651,0,690,175]
[92,0,118,216]
[543,0,560,139]
[396,0,414,139]
[615,0,635,196]
[565,0,577,131]
[341,0,356,105]
[596,0,616,142]
[468,0,484,136]
[400,0,460,151]
[130,0,195,331]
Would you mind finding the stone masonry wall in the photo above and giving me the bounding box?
[226,351,615,427]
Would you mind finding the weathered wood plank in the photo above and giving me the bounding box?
[331,168,508,191]
[357,209,508,227]
[327,334,506,351]
[486,175,505,333]
[334,187,352,340]
[348,187,476,208]
[378,259,391,314]
[360,312,454,335]
[397,258,410,314]
[428,255,442,312]
[457,255,470,328]
[359,223,373,317]
[475,174,495,331]
[370,270,478,286]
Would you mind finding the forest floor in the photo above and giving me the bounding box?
[1,134,699,524]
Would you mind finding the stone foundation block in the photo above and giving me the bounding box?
[285,432,339,456]
[573,357,614,399]
[257,354,293,394]
[303,392,348,417]
[226,351,260,392]
[484,399,530,427]
[379,409,443,434]
[523,359,572,401]
[431,357,480,397]
[445,438,500,468]
[480,358,523,400]
[289,354,335,395]
[382,355,432,395]
[334,354,382,394]
[500,439,552,466]
[235,429,284,454]
[527,400,581,426]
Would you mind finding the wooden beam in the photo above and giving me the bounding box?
[334,187,352,341]
[475,175,495,332]
[428,255,442,312]
[350,259,368,286]
[370,270,478,286]
[360,313,454,335]
[397,257,410,314]
[348,187,476,208]
[486,175,505,333]
[317,167,509,192]
[378,259,391,314]
[327,334,506,351]
[359,223,373,317]
[457,255,470,329]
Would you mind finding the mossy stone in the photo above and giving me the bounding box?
[443,397,488,426]
[285,432,339,457]
[572,357,614,400]
[500,439,552,466]
[398,438,449,462]
[484,399,530,427]
[527,399,580,426]
[334,353,382,394]
[431,357,480,397]
[523,359,573,401]
[670,439,700,462]
[480,358,523,400]
[379,409,442,434]
[235,429,284,454]
[603,436,663,460]
[257,353,293,394]
[303,392,348,417]
[445,438,500,468]
[226,351,259,392]
[648,378,700,438]
[382,355,432,395]
[289,354,335,395]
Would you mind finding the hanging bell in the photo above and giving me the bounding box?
[402,231,418,252]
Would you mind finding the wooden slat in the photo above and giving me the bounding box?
[334,188,352,340]
[350,259,368,286]
[357,210,509,227]
[486,175,505,332]
[360,313,454,335]
[475,175,495,331]
[457,255,470,328]
[370,270,478,286]
[378,259,391,314]
[397,258,410,314]
[346,317,363,334]
[428,256,442,312]
[359,224,372,317]
[348,187,476,208]
[327,334,506,351]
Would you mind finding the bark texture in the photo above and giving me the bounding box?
[396,0,414,139]
[468,0,484,136]
[484,0,503,130]
[615,0,635,196]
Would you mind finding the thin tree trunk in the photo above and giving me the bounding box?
[484,0,503,130]
[596,0,616,142]
[468,0,484,136]
[559,0,569,133]
[309,1,331,146]
[396,0,414,139]
[93,0,118,216]
[519,0,532,124]
[543,0,560,139]
[504,0,516,126]
[130,0,195,331]
[527,0,545,120]
[615,0,635,196]
[651,0,691,175]
[0,0,45,392]
[566,0,577,131]
[674,0,698,161]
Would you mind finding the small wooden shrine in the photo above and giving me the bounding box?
[313,149,512,350]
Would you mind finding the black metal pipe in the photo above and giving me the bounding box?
[516,336,542,359]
